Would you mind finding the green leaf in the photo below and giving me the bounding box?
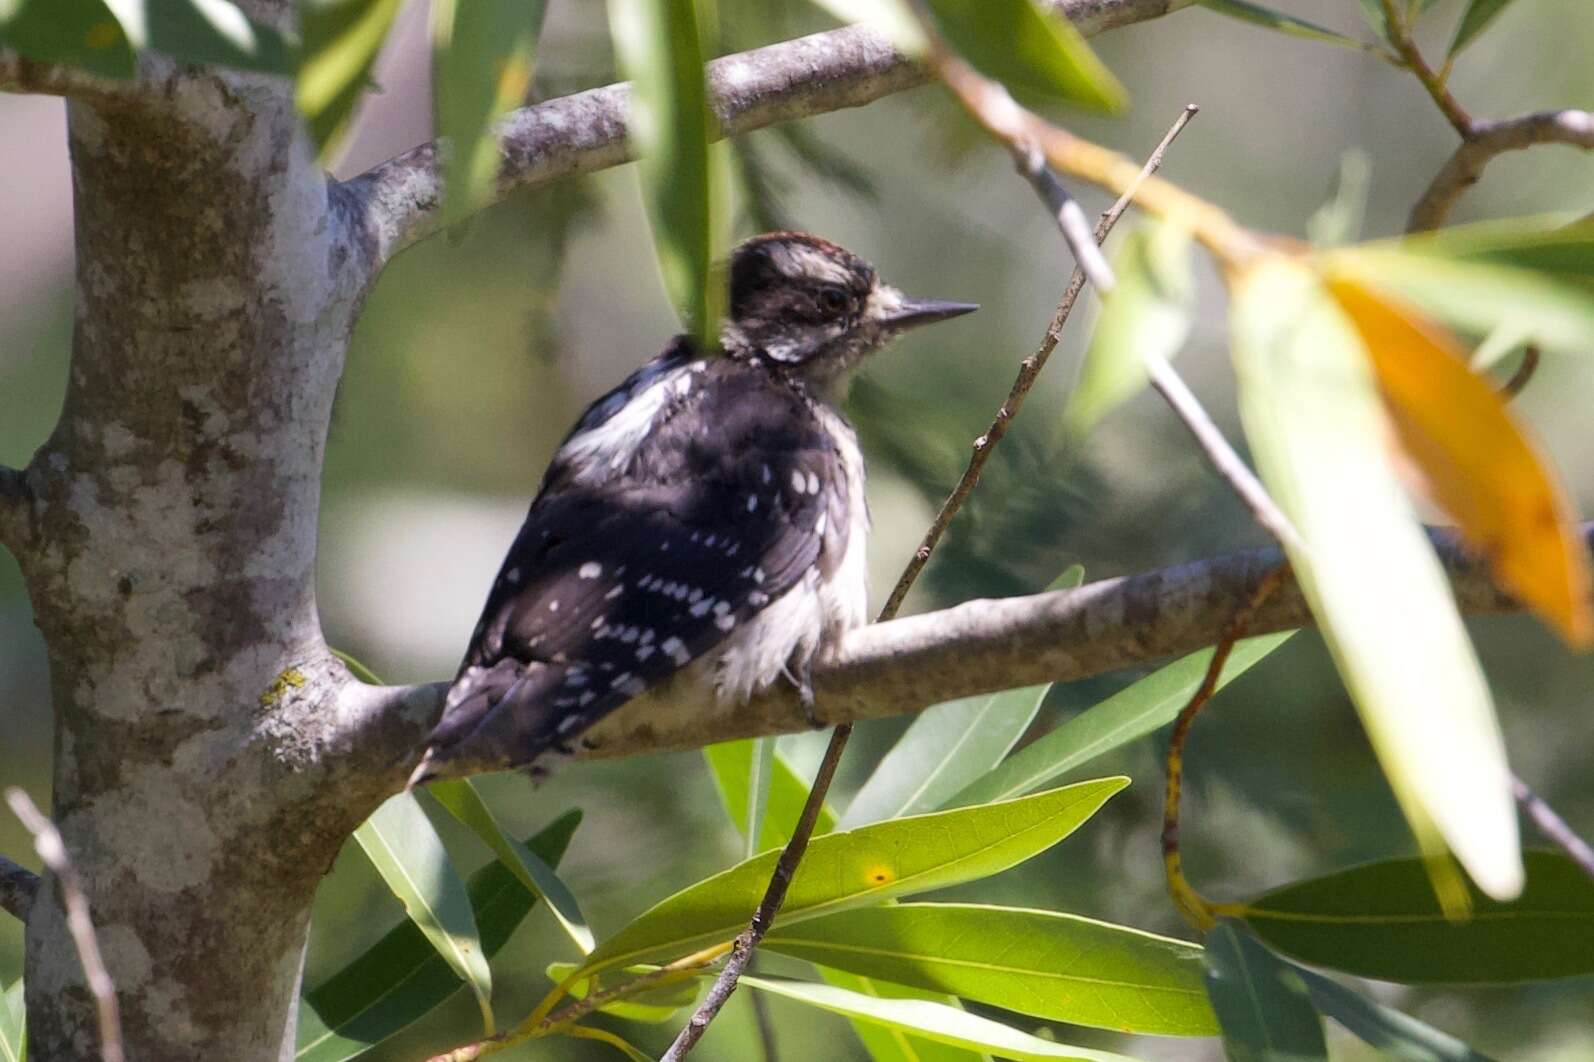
[922,0,1125,112]
[839,685,1049,828]
[1199,0,1383,53]
[703,739,838,851]
[297,812,580,1062]
[1063,221,1193,438]
[947,633,1290,809]
[1307,150,1370,248]
[0,979,23,1062]
[1448,0,1518,56]
[297,0,407,158]
[803,0,927,54]
[352,793,494,1034]
[1292,965,1496,1061]
[1354,0,1389,42]
[765,902,1216,1036]
[816,968,990,1062]
[1389,213,1594,285]
[425,778,593,954]
[744,736,776,857]
[609,0,721,347]
[431,0,546,227]
[1231,258,1519,901]
[545,961,701,1023]
[0,0,135,78]
[132,0,293,73]
[575,777,1128,978]
[1202,923,1326,1061]
[742,976,1144,1062]
[1239,851,1594,983]
[1051,564,1086,590]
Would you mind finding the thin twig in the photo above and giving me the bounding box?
[1500,344,1542,399]
[1379,0,1474,138]
[1016,140,1115,292]
[5,788,124,1062]
[0,852,39,921]
[1160,565,1288,930]
[1512,775,1594,883]
[1408,110,1594,231]
[662,102,1203,1059]
[882,104,1198,618]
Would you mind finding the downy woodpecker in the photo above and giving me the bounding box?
[413,232,976,780]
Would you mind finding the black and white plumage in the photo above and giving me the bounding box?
[412,233,976,780]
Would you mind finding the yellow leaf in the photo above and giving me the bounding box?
[1326,276,1593,648]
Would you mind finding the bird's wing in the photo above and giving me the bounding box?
[421,361,849,770]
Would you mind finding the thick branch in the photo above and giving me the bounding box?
[0,853,39,922]
[1409,109,1594,231]
[0,47,142,104]
[343,0,1196,270]
[359,525,1546,779]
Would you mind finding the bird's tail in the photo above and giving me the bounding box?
[407,659,572,788]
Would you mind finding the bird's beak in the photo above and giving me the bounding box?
[877,296,980,331]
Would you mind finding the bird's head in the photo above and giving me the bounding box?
[721,232,977,391]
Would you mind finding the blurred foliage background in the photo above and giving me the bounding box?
[4,0,1594,1057]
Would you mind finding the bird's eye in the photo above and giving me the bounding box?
[817,287,849,314]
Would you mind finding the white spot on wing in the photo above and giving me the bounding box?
[579,561,602,579]
[662,636,690,665]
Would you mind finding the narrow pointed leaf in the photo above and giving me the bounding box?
[1415,214,1594,282]
[297,812,580,1061]
[426,778,594,954]
[1231,258,1520,900]
[1307,150,1370,248]
[1063,221,1194,439]
[947,634,1290,809]
[817,968,989,1062]
[609,0,720,346]
[742,976,1144,1062]
[921,0,1126,112]
[432,0,546,226]
[703,739,838,851]
[1292,965,1496,1061]
[135,0,293,73]
[1448,0,1518,56]
[1199,0,1382,53]
[575,777,1128,978]
[298,0,407,157]
[353,793,494,1034]
[1203,923,1326,1061]
[1327,277,1592,646]
[745,736,775,857]
[0,0,135,78]
[1238,851,1594,984]
[0,979,22,1062]
[765,902,1215,1036]
[840,685,1050,828]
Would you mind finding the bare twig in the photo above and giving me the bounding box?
[882,103,1198,618]
[1500,344,1542,399]
[1016,141,1115,292]
[661,104,1203,1059]
[1408,110,1594,231]
[1513,775,1594,883]
[0,853,39,922]
[342,0,1199,271]
[5,788,124,1062]
[1379,0,1474,138]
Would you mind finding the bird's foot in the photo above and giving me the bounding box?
[783,662,823,728]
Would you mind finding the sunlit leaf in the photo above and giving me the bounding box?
[702,738,837,852]
[353,793,494,1034]
[839,685,1050,828]
[425,778,593,954]
[1292,965,1497,1061]
[609,0,721,346]
[545,961,701,1024]
[298,0,406,158]
[1448,0,1519,56]
[817,968,989,1062]
[1403,213,1594,286]
[1230,258,1520,901]
[297,812,580,1061]
[1327,276,1592,646]
[1063,221,1193,439]
[946,634,1290,808]
[1239,851,1594,984]
[0,0,134,78]
[573,777,1128,978]
[765,903,1216,1036]
[1202,923,1326,1061]
[742,976,1144,1062]
[431,0,545,226]
[0,979,22,1062]
[922,0,1126,111]
[1199,0,1382,53]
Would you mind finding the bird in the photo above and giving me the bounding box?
[410,232,976,784]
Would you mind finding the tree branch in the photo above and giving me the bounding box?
[0,463,30,556]
[0,852,39,922]
[0,47,141,104]
[1408,109,1594,231]
[358,524,1545,779]
[341,0,1197,272]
